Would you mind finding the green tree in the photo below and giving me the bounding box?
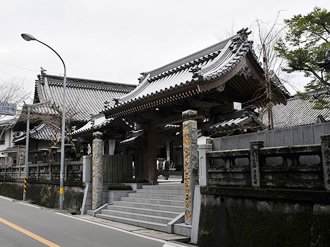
[275,7,330,109]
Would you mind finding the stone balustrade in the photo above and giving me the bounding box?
[201,135,330,190]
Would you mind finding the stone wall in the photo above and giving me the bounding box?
[198,186,330,247]
[197,130,330,246]
[0,181,84,213]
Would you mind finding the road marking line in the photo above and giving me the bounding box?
[56,213,187,247]
[0,196,14,202]
[18,202,41,209]
[0,217,60,247]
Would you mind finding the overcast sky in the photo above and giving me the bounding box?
[1,0,328,102]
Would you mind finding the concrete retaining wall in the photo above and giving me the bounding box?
[198,186,330,247]
[0,182,84,213]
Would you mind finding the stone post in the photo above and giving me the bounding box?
[199,138,212,186]
[250,141,263,188]
[182,110,198,225]
[321,135,330,190]
[92,132,104,210]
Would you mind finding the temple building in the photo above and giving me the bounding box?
[74,28,290,183]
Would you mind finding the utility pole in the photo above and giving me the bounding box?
[22,101,49,201]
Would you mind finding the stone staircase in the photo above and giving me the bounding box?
[90,184,191,236]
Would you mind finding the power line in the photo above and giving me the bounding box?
[0,59,39,73]
[0,59,62,79]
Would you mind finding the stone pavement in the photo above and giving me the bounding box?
[73,177,196,246]
[74,214,195,246]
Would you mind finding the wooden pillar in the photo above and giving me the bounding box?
[92,131,104,210]
[166,140,171,164]
[182,110,198,225]
[147,126,157,184]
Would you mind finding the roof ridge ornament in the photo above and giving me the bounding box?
[190,65,203,79]
[230,28,252,53]
[40,67,47,85]
[138,72,148,83]
[237,27,252,40]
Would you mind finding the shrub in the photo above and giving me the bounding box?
[125,177,149,183]
[108,183,132,190]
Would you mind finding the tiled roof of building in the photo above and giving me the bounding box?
[71,114,114,136]
[210,108,265,136]
[261,94,330,129]
[0,116,16,126]
[14,123,59,143]
[71,113,134,137]
[0,146,19,154]
[104,28,289,118]
[31,70,136,122]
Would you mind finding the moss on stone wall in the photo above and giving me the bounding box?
[0,182,84,213]
[0,182,23,200]
[198,187,330,247]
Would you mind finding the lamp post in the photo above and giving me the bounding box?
[21,33,67,210]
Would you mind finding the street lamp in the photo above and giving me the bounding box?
[21,33,67,210]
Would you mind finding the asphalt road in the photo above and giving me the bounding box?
[0,196,185,247]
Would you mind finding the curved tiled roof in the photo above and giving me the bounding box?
[14,123,59,143]
[210,108,265,136]
[0,116,16,126]
[105,28,289,118]
[71,114,114,136]
[32,71,136,121]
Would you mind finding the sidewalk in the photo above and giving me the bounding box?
[72,214,195,246]
[14,198,196,246]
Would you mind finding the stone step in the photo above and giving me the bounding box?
[100,209,173,224]
[96,214,169,232]
[136,188,184,195]
[106,204,181,218]
[174,223,192,237]
[113,200,184,212]
[142,184,184,190]
[128,192,183,201]
[121,196,184,207]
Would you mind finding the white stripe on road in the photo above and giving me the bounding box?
[162,244,185,247]
[0,196,14,202]
[56,213,187,247]
[18,202,41,209]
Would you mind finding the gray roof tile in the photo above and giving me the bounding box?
[261,95,330,129]
[14,123,59,142]
[71,114,114,136]
[105,28,289,118]
[32,72,136,121]
[210,108,265,136]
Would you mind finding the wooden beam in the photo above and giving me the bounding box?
[189,100,221,108]
[151,111,205,127]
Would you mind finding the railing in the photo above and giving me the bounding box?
[199,135,330,191]
[0,161,83,182]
